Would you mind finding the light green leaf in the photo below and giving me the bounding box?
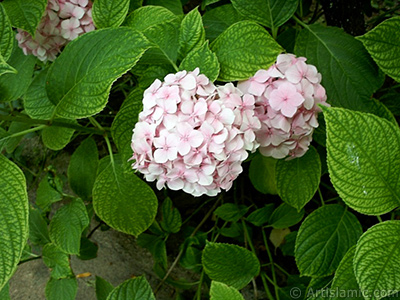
[0,3,14,61]
[357,17,400,83]
[23,68,55,120]
[323,106,400,215]
[269,203,304,229]
[246,204,275,227]
[249,154,278,195]
[45,277,78,300]
[0,155,29,291]
[0,54,16,76]
[202,4,247,42]
[144,0,183,15]
[96,276,114,300]
[36,174,63,212]
[46,28,151,119]
[160,198,182,234]
[214,204,249,222]
[210,281,244,300]
[178,8,205,58]
[49,198,90,254]
[295,205,362,277]
[276,146,321,211]
[41,119,76,151]
[29,207,50,245]
[2,0,47,37]
[202,242,260,289]
[295,25,381,113]
[330,246,363,300]
[92,156,158,237]
[179,41,220,82]
[0,45,36,102]
[231,0,298,29]
[106,276,155,300]
[124,5,176,30]
[42,244,72,279]
[0,282,10,300]
[92,0,130,28]
[210,21,283,81]
[68,138,99,199]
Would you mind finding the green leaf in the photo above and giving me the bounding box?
[202,242,260,289]
[68,138,99,199]
[357,17,400,83]
[135,65,172,89]
[0,3,14,61]
[0,155,29,291]
[179,41,220,82]
[246,204,275,227]
[269,203,304,229]
[276,146,321,211]
[46,28,150,119]
[295,204,362,277]
[354,221,400,300]
[295,24,381,113]
[92,156,158,237]
[330,246,363,300]
[178,8,205,58]
[0,283,10,300]
[124,5,176,31]
[29,207,50,245]
[49,198,90,254]
[210,281,244,300]
[249,154,278,195]
[323,106,400,215]
[214,203,249,222]
[210,21,283,81]
[0,45,36,102]
[279,231,297,256]
[5,121,31,153]
[45,277,78,300]
[96,276,114,300]
[42,119,76,151]
[231,0,298,29]
[77,237,98,260]
[160,198,182,234]
[23,68,55,120]
[137,234,167,269]
[2,0,47,37]
[42,243,72,279]
[92,0,130,29]
[36,174,63,212]
[202,4,247,42]
[144,0,183,15]
[106,276,155,300]
[0,54,16,76]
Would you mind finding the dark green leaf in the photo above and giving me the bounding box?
[214,203,249,222]
[246,204,275,227]
[0,3,14,61]
[5,121,31,153]
[95,276,114,300]
[29,207,50,245]
[35,174,63,212]
[42,243,72,279]
[42,119,76,151]
[0,54,16,76]
[269,203,304,229]
[77,237,98,260]
[0,282,10,300]
[45,277,78,300]
[160,198,182,234]
[92,0,130,28]
[144,0,183,15]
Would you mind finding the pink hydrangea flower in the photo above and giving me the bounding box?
[15,0,94,62]
[238,53,329,159]
[131,69,261,197]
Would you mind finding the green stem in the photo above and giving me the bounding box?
[377,215,383,223]
[262,229,280,300]
[104,134,115,167]
[318,187,325,206]
[260,272,276,300]
[272,27,278,39]
[195,269,205,300]
[0,125,46,143]
[242,220,257,254]
[292,15,309,28]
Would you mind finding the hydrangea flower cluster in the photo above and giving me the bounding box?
[238,54,329,159]
[16,0,94,62]
[130,68,261,197]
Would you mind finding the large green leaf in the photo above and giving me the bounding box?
[295,205,362,277]
[124,5,176,31]
[92,156,158,237]
[46,28,150,119]
[42,243,72,279]
[2,0,47,37]
[92,0,130,29]
[0,155,29,291]
[323,106,400,215]
[0,45,36,102]
[210,281,244,300]
[45,277,78,300]
[0,3,13,61]
[276,146,321,211]
[0,54,16,76]
[68,138,99,199]
[295,24,381,112]
[178,8,205,58]
[330,246,363,300]
[106,276,155,300]
[249,154,278,195]
[202,242,260,289]
[41,119,76,151]
[179,41,220,82]
[210,21,283,81]
[231,0,298,29]
[49,198,90,254]
[354,221,400,300]
[357,17,400,83]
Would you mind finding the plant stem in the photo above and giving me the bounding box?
[292,15,309,28]
[262,229,280,300]
[260,272,276,300]
[195,269,205,300]
[318,187,325,206]
[18,256,42,265]
[0,125,46,143]
[377,215,383,223]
